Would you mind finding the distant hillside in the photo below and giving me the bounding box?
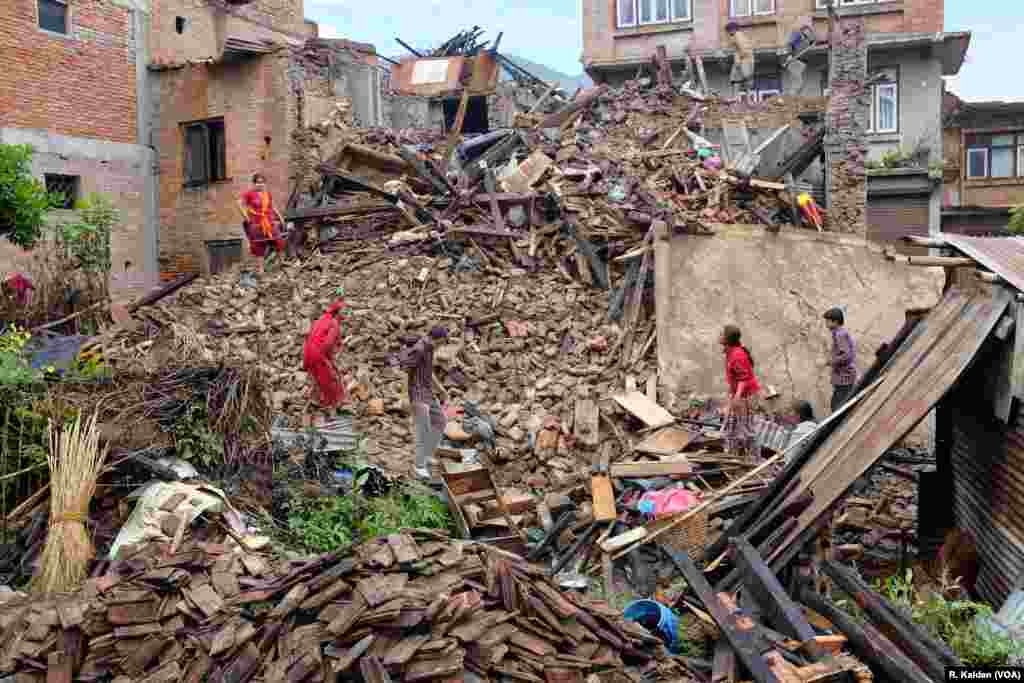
[503,56,593,93]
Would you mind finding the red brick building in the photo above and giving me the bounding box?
[941,93,1024,235]
[0,0,157,298]
[148,0,384,277]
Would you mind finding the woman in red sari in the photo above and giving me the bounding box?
[720,324,762,461]
[237,173,286,272]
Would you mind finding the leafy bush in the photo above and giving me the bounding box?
[865,568,1024,666]
[0,325,40,386]
[287,486,452,553]
[57,193,117,274]
[0,144,60,249]
[1010,206,1024,236]
[172,403,225,469]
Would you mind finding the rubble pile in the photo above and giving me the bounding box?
[0,529,694,683]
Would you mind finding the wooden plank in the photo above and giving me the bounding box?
[327,594,367,637]
[673,552,778,683]
[46,651,72,683]
[711,639,736,683]
[731,538,821,658]
[591,443,616,522]
[573,399,600,449]
[1013,300,1024,404]
[387,534,421,565]
[599,527,646,554]
[634,427,693,455]
[609,459,691,478]
[383,633,430,667]
[798,588,930,683]
[611,391,675,429]
[329,634,376,673]
[446,88,472,158]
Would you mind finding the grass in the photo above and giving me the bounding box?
[837,567,1024,666]
[285,484,454,554]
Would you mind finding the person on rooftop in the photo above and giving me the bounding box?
[726,21,755,100]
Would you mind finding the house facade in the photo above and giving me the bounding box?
[0,0,158,299]
[580,0,969,248]
[941,93,1024,235]
[149,0,387,278]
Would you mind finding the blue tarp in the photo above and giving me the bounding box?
[27,334,88,371]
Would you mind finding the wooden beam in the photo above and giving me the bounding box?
[903,235,948,247]
[798,588,932,683]
[609,461,691,478]
[820,561,960,679]
[446,88,472,158]
[672,552,780,683]
[893,256,975,267]
[731,538,823,659]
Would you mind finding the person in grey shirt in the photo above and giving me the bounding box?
[786,400,818,465]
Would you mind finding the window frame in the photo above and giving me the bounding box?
[731,0,774,17]
[44,174,80,209]
[182,118,227,188]
[37,0,69,35]
[966,147,989,179]
[965,132,1024,180]
[616,0,692,28]
[866,69,899,134]
[873,82,898,134]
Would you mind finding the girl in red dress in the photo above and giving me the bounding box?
[720,324,762,461]
[237,173,286,272]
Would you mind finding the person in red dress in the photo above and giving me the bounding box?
[720,324,762,461]
[237,173,286,272]
[303,300,352,425]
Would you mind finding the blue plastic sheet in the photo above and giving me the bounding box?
[27,334,88,371]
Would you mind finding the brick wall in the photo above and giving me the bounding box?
[825,16,869,235]
[0,0,137,143]
[154,53,294,276]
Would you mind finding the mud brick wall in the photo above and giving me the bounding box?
[0,0,138,143]
[704,95,828,131]
[825,17,868,235]
[153,52,295,277]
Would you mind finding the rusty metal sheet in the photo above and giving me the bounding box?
[950,402,1024,605]
[468,52,500,93]
[390,56,465,96]
[945,235,1024,295]
[764,289,1010,572]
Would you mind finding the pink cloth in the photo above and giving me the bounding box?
[640,488,700,518]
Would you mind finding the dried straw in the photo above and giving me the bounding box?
[31,411,108,595]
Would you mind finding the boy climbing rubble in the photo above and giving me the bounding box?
[389,327,448,483]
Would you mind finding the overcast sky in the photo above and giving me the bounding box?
[306,1,1018,102]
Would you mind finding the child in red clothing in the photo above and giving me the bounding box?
[720,324,762,460]
[237,173,286,273]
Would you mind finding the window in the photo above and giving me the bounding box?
[966,133,1024,179]
[45,174,79,209]
[739,75,781,103]
[817,0,890,7]
[175,16,186,34]
[182,118,226,187]
[866,69,898,133]
[616,0,691,28]
[731,0,774,17]
[38,0,68,34]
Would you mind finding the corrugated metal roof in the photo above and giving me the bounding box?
[944,235,1024,293]
[763,289,1010,569]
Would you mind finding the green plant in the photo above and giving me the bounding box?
[359,491,453,539]
[0,144,61,249]
[842,568,1024,666]
[172,403,224,469]
[1010,206,1024,235]
[0,325,40,386]
[287,495,357,553]
[56,193,117,275]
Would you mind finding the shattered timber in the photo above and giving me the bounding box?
[3,3,1023,683]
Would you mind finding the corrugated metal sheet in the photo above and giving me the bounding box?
[944,235,1024,294]
[765,289,1010,568]
[271,415,357,453]
[950,405,1024,604]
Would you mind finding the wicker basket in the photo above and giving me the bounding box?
[658,506,709,560]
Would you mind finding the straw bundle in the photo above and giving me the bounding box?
[31,411,108,595]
